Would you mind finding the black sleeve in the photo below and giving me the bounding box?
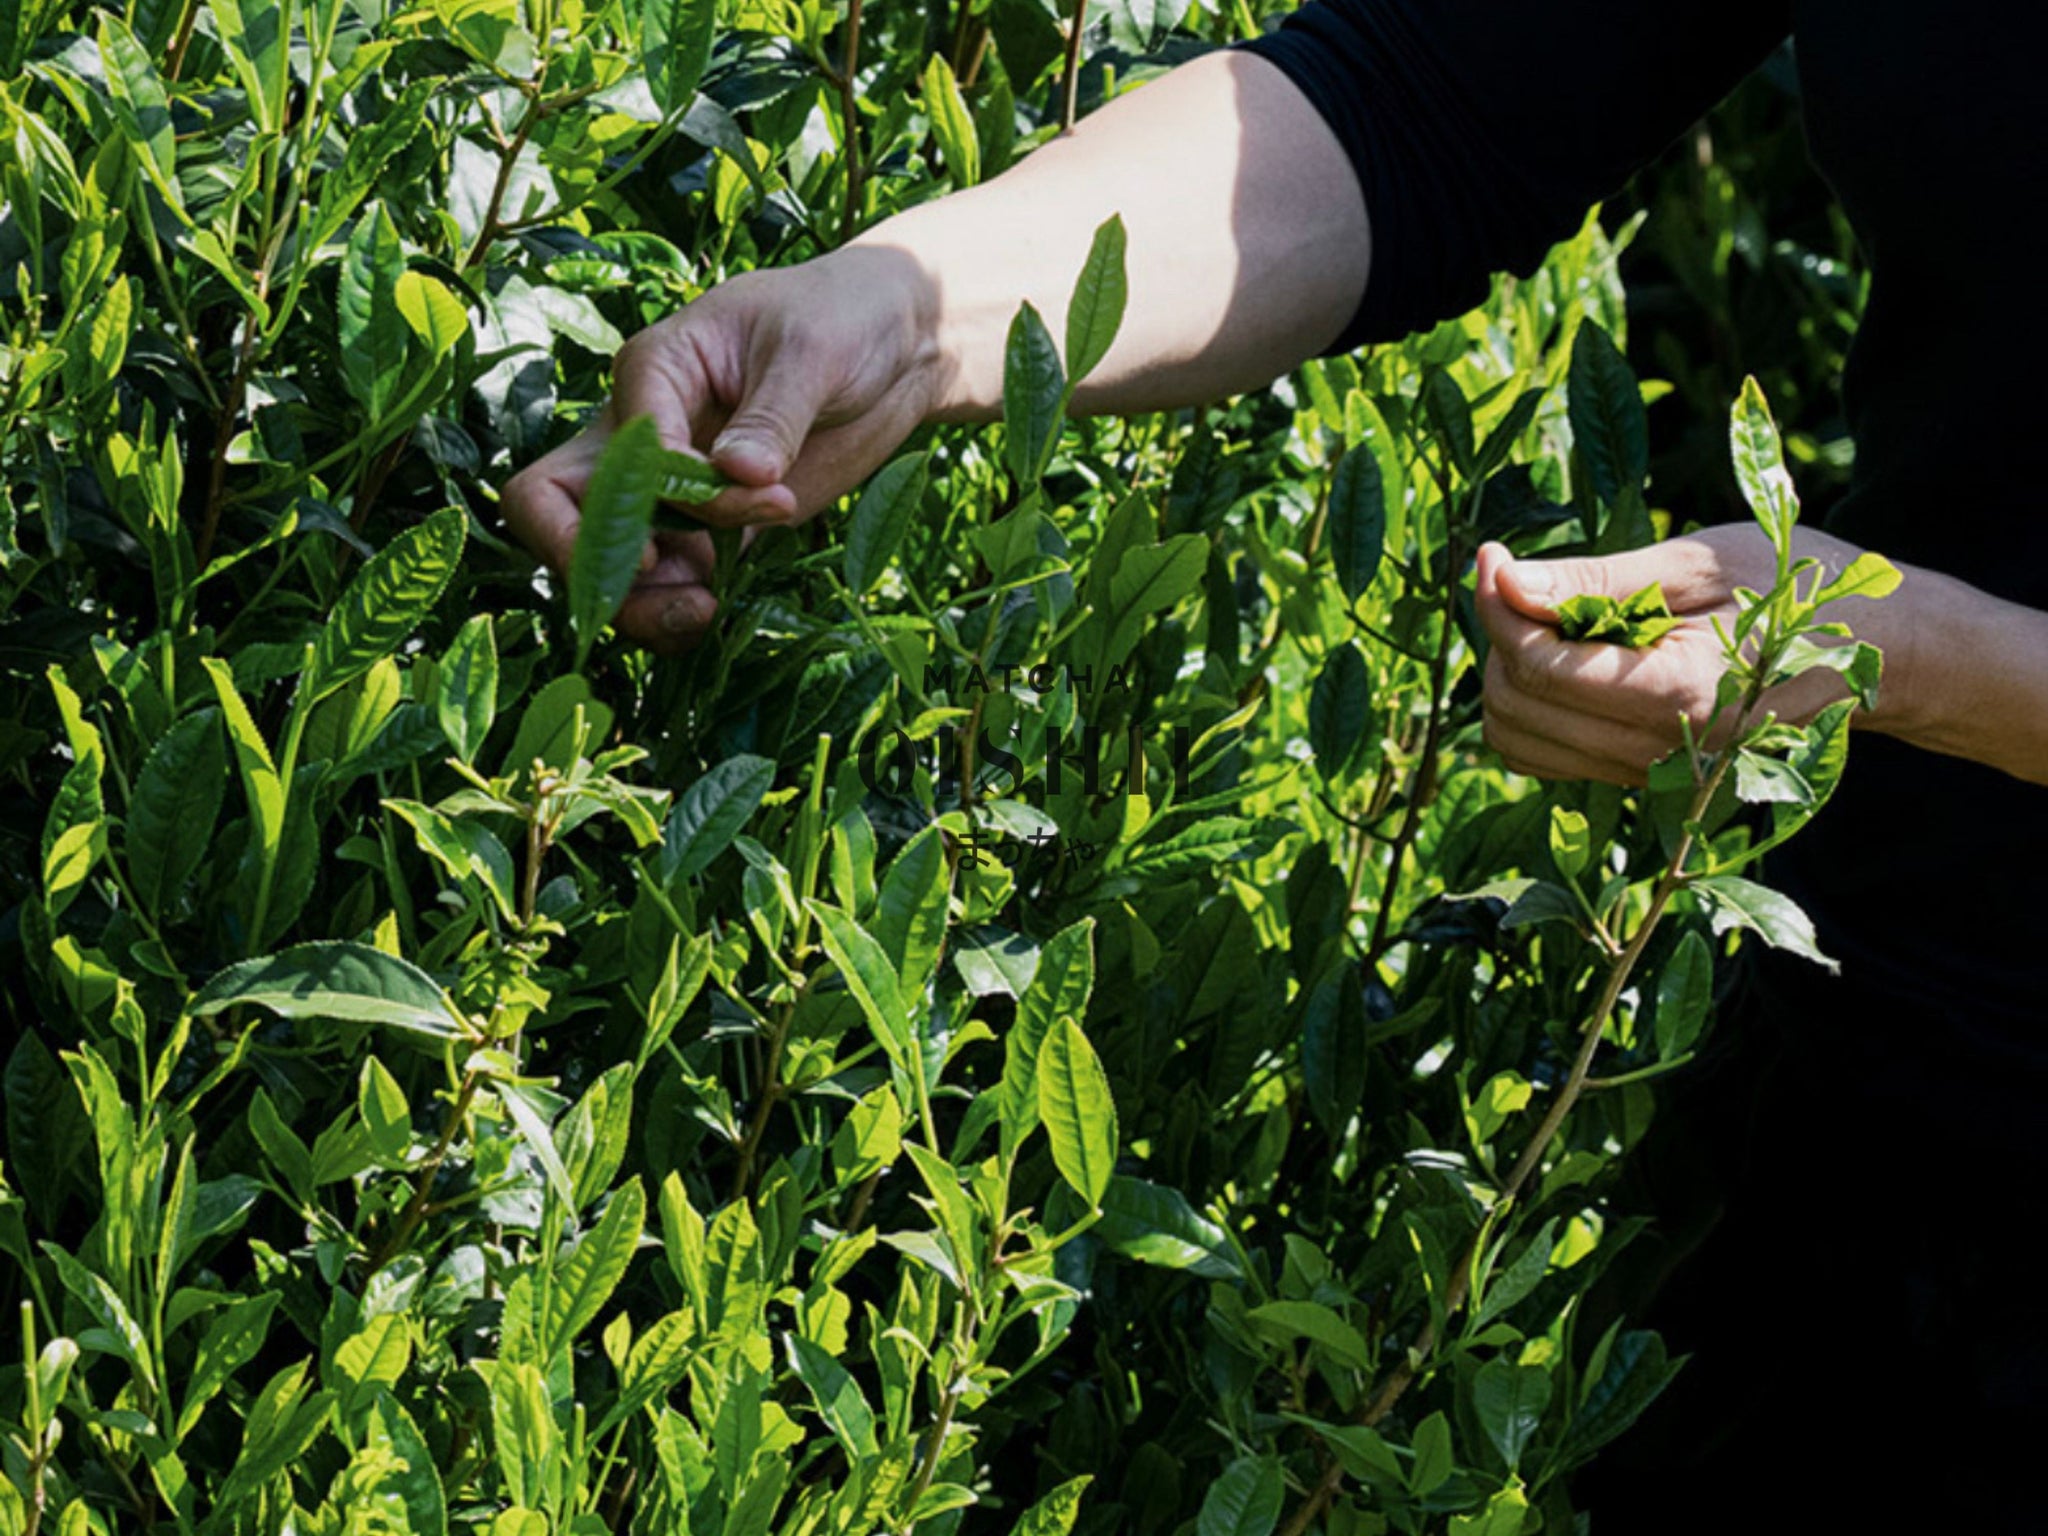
[1236,0,1791,351]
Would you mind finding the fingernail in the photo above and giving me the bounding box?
[660,601,694,636]
[1511,561,1555,601]
[711,429,759,461]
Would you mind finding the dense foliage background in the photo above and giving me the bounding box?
[0,3,1871,1534]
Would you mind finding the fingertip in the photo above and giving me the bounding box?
[710,431,789,487]
[1497,557,1562,623]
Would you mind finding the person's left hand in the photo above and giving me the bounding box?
[1474,526,1910,786]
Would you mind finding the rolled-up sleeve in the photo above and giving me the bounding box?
[1237,0,1791,350]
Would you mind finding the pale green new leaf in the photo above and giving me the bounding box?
[546,1179,645,1356]
[784,1333,878,1458]
[922,52,980,188]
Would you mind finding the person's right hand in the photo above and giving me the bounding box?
[501,245,944,651]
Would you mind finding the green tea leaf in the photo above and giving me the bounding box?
[1009,1477,1092,1536]
[1729,376,1799,551]
[1654,930,1714,1060]
[1037,1017,1117,1209]
[1065,214,1127,385]
[1308,642,1369,775]
[570,415,665,669]
[1693,874,1835,972]
[436,614,498,764]
[1326,448,1385,602]
[1473,1357,1551,1471]
[125,708,227,921]
[339,204,409,422]
[307,508,467,705]
[546,1179,645,1355]
[809,901,914,1076]
[784,1333,878,1458]
[922,52,980,188]
[640,0,718,115]
[844,451,928,594]
[178,1294,278,1440]
[1567,320,1646,508]
[1095,1175,1240,1277]
[1813,549,1902,606]
[1548,805,1590,881]
[1246,1300,1372,1372]
[1003,301,1065,488]
[1196,1457,1283,1536]
[192,942,468,1038]
[658,753,775,881]
[97,16,176,198]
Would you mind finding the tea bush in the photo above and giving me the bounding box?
[0,3,1884,1533]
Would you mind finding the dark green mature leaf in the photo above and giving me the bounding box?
[1300,966,1367,1134]
[1421,367,1476,479]
[570,415,665,669]
[1065,214,1127,384]
[641,0,718,115]
[1567,321,1646,508]
[1655,930,1714,1060]
[1197,1457,1283,1536]
[5,1032,89,1219]
[339,204,409,423]
[658,753,775,881]
[1246,1300,1372,1371]
[306,508,467,705]
[1037,1017,1117,1208]
[1564,1330,1682,1462]
[1309,642,1369,775]
[191,942,467,1038]
[1003,301,1065,488]
[126,707,227,920]
[1096,1176,1241,1279]
[1326,448,1385,602]
[546,1179,645,1355]
[1473,1358,1551,1471]
[844,452,928,594]
[785,1333,878,1457]
[1694,874,1835,971]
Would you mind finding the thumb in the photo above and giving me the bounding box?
[710,363,831,488]
[1498,536,1729,623]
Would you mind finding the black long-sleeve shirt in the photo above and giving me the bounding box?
[1243,0,2048,1041]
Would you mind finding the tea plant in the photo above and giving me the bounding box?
[0,2,1882,1534]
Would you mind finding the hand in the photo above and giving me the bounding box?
[500,246,943,651]
[1474,526,1915,786]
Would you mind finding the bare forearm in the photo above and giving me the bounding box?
[841,50,1368,422]
[1868,565,2048,786]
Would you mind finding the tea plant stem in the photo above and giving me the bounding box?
[837,0,866,245]
[369,1066,483,1273]
[1365,542,1461,966]
[1277,749,1737,1536]
[1059,0,1089,134]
